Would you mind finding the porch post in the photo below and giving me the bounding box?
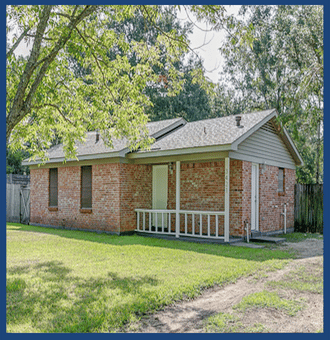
[224,157,230,242]
[175,160,180,238]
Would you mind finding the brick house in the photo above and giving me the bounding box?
[23,109,303,242]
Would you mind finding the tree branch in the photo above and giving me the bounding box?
[7,5,98,142]
[26,33,54,41]
[140,5,198,58]
[32,103,75,125]
[6,26,31,58]
[7,5,53,141]
[74,25,119,104]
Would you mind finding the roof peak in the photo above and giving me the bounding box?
[185,109,276,125]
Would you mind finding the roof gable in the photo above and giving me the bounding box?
[235,119,297,168]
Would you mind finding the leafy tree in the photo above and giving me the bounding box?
[218,5,323,183]
[6,5,223,162]
[146,56,213,122]
[6,148,30,174]
[69,6,213,123]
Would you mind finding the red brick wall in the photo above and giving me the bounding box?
[30,168,49,225]
[167,160,246,237]
[168,161,225,211]
[30,164,122,233]
[258,165,295,233]
[229,160,244,236]
[30,160,295,236]
[30,163,152,234]
[119,163,152,232]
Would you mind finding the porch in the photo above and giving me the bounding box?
[135,158,234,242]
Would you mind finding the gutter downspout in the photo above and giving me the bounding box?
[281,203,287,234]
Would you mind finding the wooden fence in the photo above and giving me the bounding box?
[294,184,323,233]
[6,183,30,224]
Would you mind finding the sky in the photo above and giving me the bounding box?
[177,5,241,83]
[9,5,241,84]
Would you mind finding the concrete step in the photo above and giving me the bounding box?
[249,236,286,244]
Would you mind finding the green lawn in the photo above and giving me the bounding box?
[7,223,293,333]
[280,232,323,243]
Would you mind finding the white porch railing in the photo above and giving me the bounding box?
[135,208,226,240]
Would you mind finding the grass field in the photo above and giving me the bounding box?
[7,223,294,333]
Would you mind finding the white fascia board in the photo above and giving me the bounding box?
[231,109,277,150]
[281,127,304,166]
[127,144,232,159]
[22,151,122,166]
[151,118,187,140]
[229,151,296,170]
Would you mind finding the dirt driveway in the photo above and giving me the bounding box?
[128,238,323,333]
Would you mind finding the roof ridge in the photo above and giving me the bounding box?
[184,109,276,125]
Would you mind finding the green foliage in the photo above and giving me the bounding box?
[280,232,323,243]
[6,148,30,174]
[6,5,219,163]
[70,6,214,124]
[6,223,293,333]
[146,57,213,122]
[204,313,241,333]
[233,290,305,316]
[218,5,323,183]
[204,313,270,333]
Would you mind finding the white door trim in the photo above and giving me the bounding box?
[251,163,259,231]
[152,165,168,227]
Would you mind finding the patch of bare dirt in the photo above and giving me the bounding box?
[127,238,323,333]
[279,238,324,258]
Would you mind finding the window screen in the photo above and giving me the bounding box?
[49,168,58,207]
[81,166,92,208]
[278,168,284,192]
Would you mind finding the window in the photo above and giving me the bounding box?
[49,168,58,207]
[81,166,92,209]
[278,168,284,193]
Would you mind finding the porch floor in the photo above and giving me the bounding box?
[135,231,243,245]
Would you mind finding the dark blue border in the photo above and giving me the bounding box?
[3,1,327,338]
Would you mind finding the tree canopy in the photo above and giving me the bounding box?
[217,5,323,183]
[6,5,223,162]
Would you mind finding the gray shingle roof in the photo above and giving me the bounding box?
[137,109,276,153]
[44,117,185,160]
[24,109,280,164]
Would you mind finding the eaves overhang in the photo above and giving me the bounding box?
[127,143,233,159]
[22,117,188,167]
[21,151,124,166]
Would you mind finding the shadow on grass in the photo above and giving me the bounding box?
[7,223,294,262]
[7,260,72,278]
[6,259,160,332]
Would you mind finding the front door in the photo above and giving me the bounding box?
[251,163,259,231]
[152,165,168,228]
